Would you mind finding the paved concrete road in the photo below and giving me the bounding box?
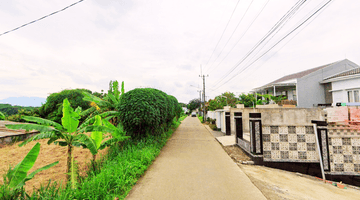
[126,117,267,200]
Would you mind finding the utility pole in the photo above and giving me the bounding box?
[199,74,209,122]
[197,90,202,113]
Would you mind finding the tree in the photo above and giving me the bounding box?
[187,98,201,112]
[36,89,92,124]
[238,93,257,107]
[207,92,239,111]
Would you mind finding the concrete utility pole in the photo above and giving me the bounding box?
[200,74,209,122]
[197,90,202,113]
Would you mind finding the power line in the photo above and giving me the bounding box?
[207,0,269,75]
[204,0,241,67]
[211,0,306,88]
[212,0,333,91]
[0,0,85,37]
[205,0,255,74]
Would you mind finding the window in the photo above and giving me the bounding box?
[347,90,360,103]
[348,91,354,102]
[355,90,360,102]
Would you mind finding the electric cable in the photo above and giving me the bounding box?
[0,0,85,37]
[212,0,333,91]
[210,0,306,88]
[205,0,254,74]
[204,0,241,68]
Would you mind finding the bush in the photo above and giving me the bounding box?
[36,89,92,123]
[117,88,180,137]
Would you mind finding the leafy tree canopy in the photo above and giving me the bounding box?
[207,92,239,111]
[187,98,201,112]
[36,89,92,124]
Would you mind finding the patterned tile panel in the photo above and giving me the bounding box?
[328,124,360,174]
[263,125,319,162]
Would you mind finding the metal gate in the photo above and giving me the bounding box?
[235,112,243,142]
[225,112,231,135]
[249,113,262,154]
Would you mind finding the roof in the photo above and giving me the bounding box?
[254,61,339,90]
[323,67,360,80]
[267,62,335,85]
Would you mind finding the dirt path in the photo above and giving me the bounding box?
[223,145,360,200]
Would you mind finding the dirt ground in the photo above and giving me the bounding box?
[0,138,108,194]
[223,145,360,200]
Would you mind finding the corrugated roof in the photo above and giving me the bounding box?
[323,67,360,80]
[259,61,338,88]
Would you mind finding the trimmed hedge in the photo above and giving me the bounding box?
[117,88,181,137]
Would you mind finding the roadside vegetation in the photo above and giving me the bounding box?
[1,80,186,199]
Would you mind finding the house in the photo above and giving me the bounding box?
[320,67,360,106]
[252,59,359,108]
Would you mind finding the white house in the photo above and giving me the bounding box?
[320,67,360,106]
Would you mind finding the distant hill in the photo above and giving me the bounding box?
[0,97,46,107]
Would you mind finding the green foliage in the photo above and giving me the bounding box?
[36,89,92,124]
[187,98,201,112]
[82,80,125,126]
[29,116,185,199]
[198,115,203,123]
[6,98,99,182]
[0,143,58,199]
[238,93,258,107]
[0,104,38,116]
[117,88,180,138]
[207,92,239,111]
[6,108,40,122]
[0,111,5,120]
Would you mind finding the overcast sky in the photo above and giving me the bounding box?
[0,0,359,105]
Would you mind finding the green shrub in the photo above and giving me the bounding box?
[36,89,92,123]
[117,88,179,137]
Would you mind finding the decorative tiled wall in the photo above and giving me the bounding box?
[328,125,360,175]
[262,125,320,162]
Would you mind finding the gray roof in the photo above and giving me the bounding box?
[257,60,340,89]
[323,67,360,80]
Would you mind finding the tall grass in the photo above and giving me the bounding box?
[29,116,186,200]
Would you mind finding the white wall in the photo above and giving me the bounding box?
[331,76,360,105]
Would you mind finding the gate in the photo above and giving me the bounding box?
[225,112,231,135]
[249,113,262,154]
[235,112,243,142]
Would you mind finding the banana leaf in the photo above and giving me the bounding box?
[77,134,98,155]
[8,143,40,189]
[61,98,80,133]
[6,123,56,133]
[91,115,103,149]
[21,116,64,131]
[19,131,59,147]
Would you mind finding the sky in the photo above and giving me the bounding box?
[0,0,359,106]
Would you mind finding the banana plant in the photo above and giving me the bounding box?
[6,98,83,183]
[78,115,129,171]
[0,142,58,199]
[0,111,5,120]
[81,80,125,125]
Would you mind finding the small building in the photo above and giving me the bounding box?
[252,59,359,108]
